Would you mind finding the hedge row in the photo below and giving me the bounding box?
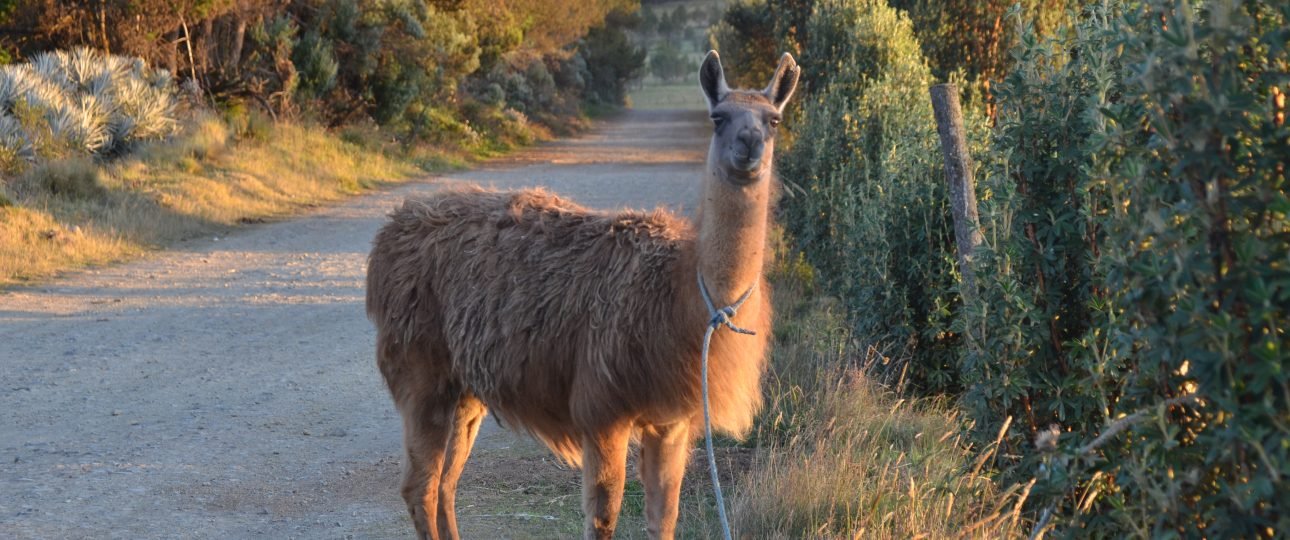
[721,0,1289,534]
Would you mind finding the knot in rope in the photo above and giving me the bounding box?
[698,272,757,336]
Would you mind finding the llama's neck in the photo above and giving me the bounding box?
[694,153,773,307]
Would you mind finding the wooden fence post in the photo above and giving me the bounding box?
[930,84,984,299]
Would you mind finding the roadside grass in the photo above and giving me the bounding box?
[0,112,419,286]
[678,236,1027,539]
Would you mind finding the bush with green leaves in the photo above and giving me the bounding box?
[777,0,971,392]
[470,59,561,116]
[720,0,1287,533]
[288,0,480,131]
[648,43,694,83]
[887,0,1074,85]
[709,0,792,90]
[966,1,1289,534]
[960,3,1125,458]
[578,9,646,106]
[0,47,177,172]
[292,29,339,103]
[244,15,301,117]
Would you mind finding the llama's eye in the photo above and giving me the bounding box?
[768,118,781,128]
[711,115,725,129]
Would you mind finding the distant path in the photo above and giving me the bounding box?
[0,109,709,539]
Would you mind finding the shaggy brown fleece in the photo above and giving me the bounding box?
[365,186,769,465]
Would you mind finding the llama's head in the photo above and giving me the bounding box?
[699,51,799,185]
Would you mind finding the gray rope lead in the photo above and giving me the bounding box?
[697,271,756,540]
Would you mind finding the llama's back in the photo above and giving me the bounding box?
[366,186,693,462]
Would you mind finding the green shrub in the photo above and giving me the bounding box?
[967,1,1290,535]
[473,59,560,116]
[292,29,339,101]
[961,0,1124,465]
[778,0,969,392]
[720,0,1287,535]
[579,9,647,106]
[406,104,479,146]
[292,0,479,133]
[709,0,788,89]
[244,15,300,117]
[887,0,1075,84]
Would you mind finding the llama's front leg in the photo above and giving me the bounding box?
[639,421,692,539]
[581,423,632,540]
[399,396,457,540]
[436,396,487,540]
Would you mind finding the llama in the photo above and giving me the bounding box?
[366,50,799,540]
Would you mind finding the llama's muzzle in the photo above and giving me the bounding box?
[730,130,764,172]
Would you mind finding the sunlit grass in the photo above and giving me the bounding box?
[0,113,418,286]
[0,203,137,283]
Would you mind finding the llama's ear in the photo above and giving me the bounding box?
[699,50,729,112]
[764,52,800,112]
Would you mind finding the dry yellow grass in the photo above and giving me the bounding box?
[0,114,418,286]
[0,205,136,283]
[686,249,1030,539]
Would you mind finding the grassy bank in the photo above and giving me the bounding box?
[0,114,425,287]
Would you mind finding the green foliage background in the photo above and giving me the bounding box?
[717,0,1289,535]
[0,0,647,153]
[777,0,967,392]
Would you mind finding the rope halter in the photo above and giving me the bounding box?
[696,269,757,540]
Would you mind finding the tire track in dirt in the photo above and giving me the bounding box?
[0,108,709,539]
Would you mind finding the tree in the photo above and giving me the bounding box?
[580,8,645,104]
[887,0,1074,84]
[462,0,633,57]
[670,5,688,30]
[640,7,658,35]
[648,43,690,82]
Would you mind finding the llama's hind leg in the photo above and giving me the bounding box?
[436,395,487,540]
[581,422,632,540]
[397,392,458,540]
[639,421,692,540]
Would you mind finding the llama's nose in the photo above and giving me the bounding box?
[732,129,764,170]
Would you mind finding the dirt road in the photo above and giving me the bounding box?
[0,109,710,539]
